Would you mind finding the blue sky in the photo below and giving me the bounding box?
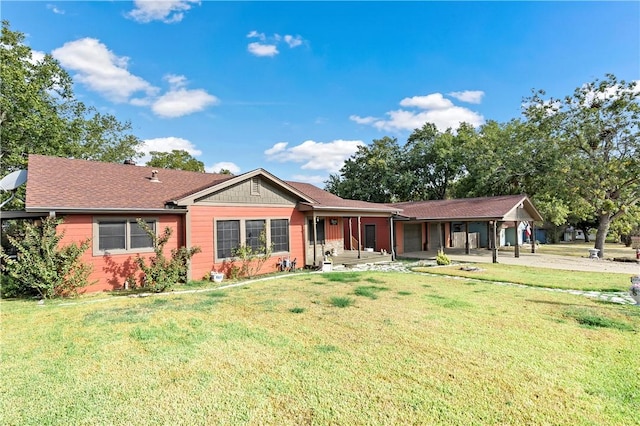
[4,1,639,185]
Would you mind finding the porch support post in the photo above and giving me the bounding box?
[514,221,520,258]
[465,221,470,255]
[348,217,353,251]
[389,216,395,260]
[531,223,536,253]
[357,216,362,259]
[312,212,317,266]
[492,220,498,263]
[438,222,444,251]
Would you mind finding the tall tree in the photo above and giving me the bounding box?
[403,123,470,200]
[147,150,205,172]
[523,74,640,257]
[0,21,142,207]
[325,137,406,203]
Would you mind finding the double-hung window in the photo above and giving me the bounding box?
[95,218,156,254]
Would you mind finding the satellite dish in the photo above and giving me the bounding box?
[0,170,28,191]
[0,170,27,209]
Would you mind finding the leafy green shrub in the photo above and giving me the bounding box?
[0,217,92,299]
[135,219,201,292]
[231,231,273,279]
[436,249,451,265]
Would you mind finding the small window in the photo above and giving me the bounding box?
[98,221,126,251]
[95,218,156,254]
[130,220,155,249]
[308,219,325,244]
[251,177,260,195]
[271,219,289,252]
[217,220,240,259]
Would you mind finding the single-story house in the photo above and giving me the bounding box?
[344,195,543,258]
[7,155,399,292]
[3,155,544,293]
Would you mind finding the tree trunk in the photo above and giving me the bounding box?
[583,230,590,243]
[594,213,611,258]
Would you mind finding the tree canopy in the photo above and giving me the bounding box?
[325,74,639,255]
[0,21,142,208]
[147,150,205,172]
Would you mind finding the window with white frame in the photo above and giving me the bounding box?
[94,218,156,254]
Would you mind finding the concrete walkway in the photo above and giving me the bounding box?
[337,259,639,305]
[400,248,640,275]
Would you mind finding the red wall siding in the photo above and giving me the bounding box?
[324,217,343,241]
[343,217,391,252]
[57,214,182,293]
[189,205,305,280]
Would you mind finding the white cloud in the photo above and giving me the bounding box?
[247,31,305,57]
[284,35,303,48]
[349,115,377,125]
[400,93,453,110]
[448,90,485,104]
[47,4,64,14]
[52,38,156,103]
[29,50,46,64]
[52,38,218,118]
[351,92,485,132]
[137,137,203,165]
[206,162,241,174]
[152,88,219,118]
[247,31,266,41]
[265,139,365,173]
[151,74,219,118]
[247,42,279,57]
[127,0,200,23]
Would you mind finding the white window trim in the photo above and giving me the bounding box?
[92,217,158,256]
[214,217,290,262]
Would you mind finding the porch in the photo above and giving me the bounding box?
[329,250,393,266]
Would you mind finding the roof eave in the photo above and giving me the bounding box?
[25,207,187,215]
[297,203,401,215]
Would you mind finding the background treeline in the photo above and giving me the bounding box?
[326,76,640,255]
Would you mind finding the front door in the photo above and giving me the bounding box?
[365,224,376,250]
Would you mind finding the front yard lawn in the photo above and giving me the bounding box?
[2,271,638,425]
[415,263,633,292]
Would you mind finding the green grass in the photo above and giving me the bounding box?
[536,241,636,258]
[414,263,632,292]
[353,285,388,299]
[328,296,355,307]
[2,272,639,425]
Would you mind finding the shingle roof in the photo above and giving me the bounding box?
[24,155,398,214]
[25,154,232,211]
[286,181,400,213]
[391,195,540,221]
